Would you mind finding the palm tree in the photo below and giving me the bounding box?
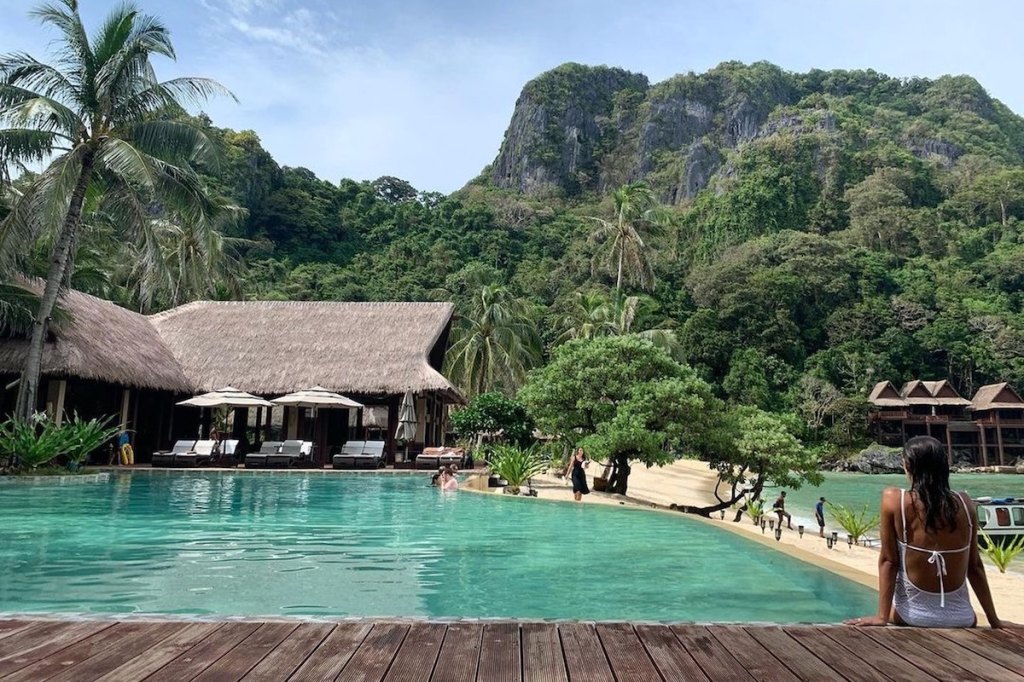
[587,182,668,293]
[445,284,542,397]
[555,291,615,343]
[0,0,232,418]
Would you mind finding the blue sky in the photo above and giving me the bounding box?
[1,0,1020,193]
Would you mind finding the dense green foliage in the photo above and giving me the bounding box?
[450,392,534,445]
[0,413,118,472]
[5,41,1024,455]
[485,444,548,493]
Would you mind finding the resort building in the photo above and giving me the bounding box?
[0,287,461,465]
[868,379,1024,466]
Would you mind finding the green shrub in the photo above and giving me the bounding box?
[827,502,880,544]
[979,531,1024,573]
[486,444,548,493]
[747,498,765,524]
[0,413,117,472]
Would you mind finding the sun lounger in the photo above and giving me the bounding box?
[245,441,282,469]
[151,440,195,467]
[332,440,385,469]
[267,439,304,468]
[416,447,465,469]
[173,440,217,467]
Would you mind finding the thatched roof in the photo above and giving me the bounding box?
[971,383,1024,411]
[150,300,459,398]
[0,285,192,393]
[899,379,971,406]
[868,381,908,407]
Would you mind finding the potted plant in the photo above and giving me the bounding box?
[486,444,547,495]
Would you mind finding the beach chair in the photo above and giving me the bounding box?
[215,439,240,467]
[151,440,194,467]
[244,441,281,469]
[359,440,386,469]
[267,439,303,468]
[416,447,444,470]
[173,440,217,467]
[439,448,465,468]
[332,440,366,469]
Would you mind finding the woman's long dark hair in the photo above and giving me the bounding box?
[903,436,959,533]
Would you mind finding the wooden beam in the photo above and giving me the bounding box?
[119,388,131,432]
[995,412,1006,466]
[979,426,988,467]
[945,426,954,466]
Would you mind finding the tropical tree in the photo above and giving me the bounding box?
[445,284,542,397]
[588,182,667,293]
[0,0,231,418]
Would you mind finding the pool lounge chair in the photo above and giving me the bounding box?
[151,440,195,467]
[332,440,385,469]
[245,441,282,469]
[416,447,465,469]
[267,439,304,468]
[173,440,217,467]
[215,439,240,467]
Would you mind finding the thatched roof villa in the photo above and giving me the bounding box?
[0,288,461,464]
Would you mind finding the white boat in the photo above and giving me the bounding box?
[974,496,1024,543]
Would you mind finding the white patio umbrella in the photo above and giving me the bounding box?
[397,391,418,463]
[177,386,274,408]
[270,386,363,409]
[177,387,274,441]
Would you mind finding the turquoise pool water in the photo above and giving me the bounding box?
[0,472,876,622]
[768,472,1024,523]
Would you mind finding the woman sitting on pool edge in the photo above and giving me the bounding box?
[847,435,1017,629]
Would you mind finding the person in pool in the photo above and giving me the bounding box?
[430,467,443,486]
[846,435,1020,629]
[439,465,459,491]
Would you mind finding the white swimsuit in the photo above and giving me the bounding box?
[892,489,976,628]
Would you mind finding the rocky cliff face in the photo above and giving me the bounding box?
[488,61,1023,202]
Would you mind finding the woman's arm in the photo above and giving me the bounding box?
[963,493,1002,628]
[848,487,898,626]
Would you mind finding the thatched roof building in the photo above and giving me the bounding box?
[899,379,972,407]
[1,289,459,400]
[0,287,191,393]
[971,383,1024,411]
[868,381,908,408]
[149,300,459,399]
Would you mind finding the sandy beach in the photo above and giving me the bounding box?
[475,459,1024,624]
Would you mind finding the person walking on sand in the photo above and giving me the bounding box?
[815,497,827,537]
[846,435,1023,630]
[773,491,792,529]
[564,448,590,502]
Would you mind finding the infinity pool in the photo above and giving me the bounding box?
[0,472,875,622]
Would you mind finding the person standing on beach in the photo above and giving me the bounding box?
[564,448,590,502]
[815,497,826,537]
[773,491,793,529]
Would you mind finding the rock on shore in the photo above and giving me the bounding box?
[831,444,903,474]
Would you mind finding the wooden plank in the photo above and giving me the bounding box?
[934,628,1024,676]
[477,622,520,682]
[0,620,34,642]
[595,623,662,682]
[45,622,186,682]
[5,621,152,682]
[705,625,795,682]
[94,622,222,682]
[559,623,613,682]
[783,627,890,682]
[431,622,482,682]
[861,627,985,682]
[670,625,754,682]
[384,622,445,682]
[633,624,708,682]
[145,621,262,682]
[820,628,935,682]
[288,622,371,681]
[0,621,115,678]
[193,621,298,682]
[896,628,1024,681]
[337,622,409,682]
[974,627,1024,657]
[744,626,844,681]
[521,622,567,682]
[242,622,334,681]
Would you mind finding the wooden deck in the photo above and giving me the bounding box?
[1,619,1023,681]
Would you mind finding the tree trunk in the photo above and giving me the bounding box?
[615,245,623,294]
[606,452,631,495]
[676,476,764,519]
[14,150,95,421]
